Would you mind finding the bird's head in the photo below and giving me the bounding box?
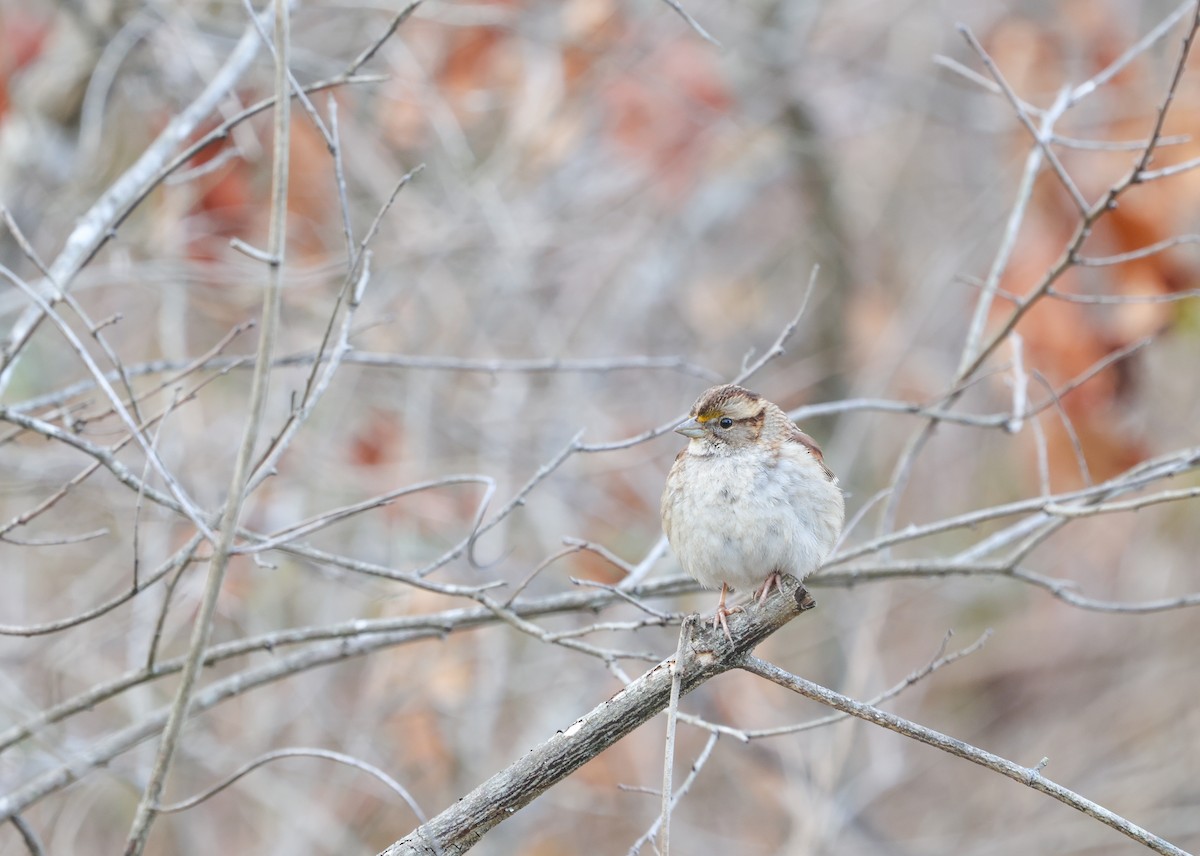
[675,384,767,450]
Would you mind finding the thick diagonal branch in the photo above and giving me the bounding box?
[379,580,817,855]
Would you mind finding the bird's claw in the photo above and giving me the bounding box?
[754,572,785,607]
[712,603,743,642]
[710,582,742,642]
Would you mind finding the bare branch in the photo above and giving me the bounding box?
[739,630,992,739]
[657,0,721,47]
[1,264,217,543]
[739,656,1190,856]
[0,10,270,396]
[378,580,817,855]
[1011,568,1200,614]
[957,120,1050,377]
[957,27,1087,214]
[0,576,749,825]
[1072,234,1200,266]
[658,620,689,856]
[1067,0,1197,104]
[124,1,293,850]
[156,747,427,823]
[9,814,45,856]
[629,731,719,855]
[0,575,697,757]
[955,5,1200,384]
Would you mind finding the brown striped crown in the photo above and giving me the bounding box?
[691,384,765,424]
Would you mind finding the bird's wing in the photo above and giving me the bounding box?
[787,424,837,482]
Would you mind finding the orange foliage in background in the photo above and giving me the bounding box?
[179,112,337,263]
[0,7,48,119]
[987,8,1200,486]
[2,2,1199,854]
[379,0,731,201]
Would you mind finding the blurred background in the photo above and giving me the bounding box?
[1,0,1199,853]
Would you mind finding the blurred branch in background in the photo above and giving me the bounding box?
[0,0,1199,855]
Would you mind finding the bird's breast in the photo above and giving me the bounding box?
[662,451,842,591]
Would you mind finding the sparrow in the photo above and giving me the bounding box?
[660,384,844,639]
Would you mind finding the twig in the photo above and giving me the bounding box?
[504,543,586,606]
[739,630,991,739]
[1050,132,1191,151]
[1072,234,1200,266]
[347,2,422,73]
[1132,3,1200,182]
[1043,485,1200,517]
[1031,406,1052,497]
[236,475,495,554]
[1011,568,1200,614]
[144,534,206,670]
[1067,0,1197,105]
[628,732,719,855]
[659,619,692,856]
[130,386,180,589]
[957,4,1200,384]
[657,0,721,48]
[1031,370,1091,486]
[958,29,1087,214]
[956,110,1047,377]
[829,444,1200,564]
[123,2,292,851]
[0,264,217,544]
[0,9,270,396]
[327,94,356,258]
[739,656,1190,856]
[9,815,45,856]
[0,341,246,543]
[0,532,201,637]
[378,577,815,856]
[580,278,820,456]
[11,350,719,414]
[1005,333,1028,434]
[469,434,583,564]
[734,266,820,386]
[1047,287,1200,305]
[245,168,423,491]
[572,576,680,621]
[156,747,427,823]
[0,528,108,547]
[0,576,698,758]
[618,533,671,590]
[1137,153,1200,181]
[472,592,659,665]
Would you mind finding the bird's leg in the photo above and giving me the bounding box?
[712,582,742,641]
[754,571,785,607]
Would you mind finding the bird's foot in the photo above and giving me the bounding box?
[754,572,786,607]
[712,602,743,642]
[711,582,741,642]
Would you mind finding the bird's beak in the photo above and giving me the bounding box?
[675,417,706,439]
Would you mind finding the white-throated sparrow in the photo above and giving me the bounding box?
[660,384,844,638]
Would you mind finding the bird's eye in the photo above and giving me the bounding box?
[719,417,733,429]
